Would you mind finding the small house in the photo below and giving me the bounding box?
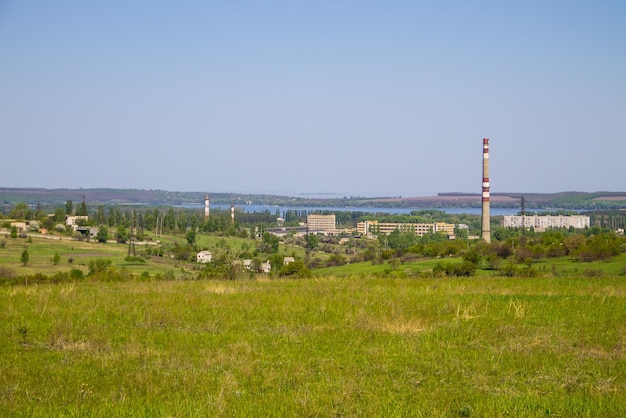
[196,251,213,263]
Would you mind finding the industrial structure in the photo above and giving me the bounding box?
[204,195,210,219]
[503,215,590,231]
[306,214,336,233]
[357,220,455,238]
[481,138,491,243]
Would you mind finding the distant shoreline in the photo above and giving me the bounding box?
[1,188,625,210]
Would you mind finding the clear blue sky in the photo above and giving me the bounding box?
[1,1,624,197]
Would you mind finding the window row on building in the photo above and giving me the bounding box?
[356,220,455,237]
[502,215,590,230]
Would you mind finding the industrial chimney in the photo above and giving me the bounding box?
[204,195,210,220]
[481,138,491,243]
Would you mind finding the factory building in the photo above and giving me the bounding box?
[357,220,455,238]
[306,214,336,233]
[503,215,590,230]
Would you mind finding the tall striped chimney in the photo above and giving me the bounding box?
[230,203,235,224]
[481,138,491,243]
[204,195,210,220]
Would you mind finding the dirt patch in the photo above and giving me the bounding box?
[593,196,626,201]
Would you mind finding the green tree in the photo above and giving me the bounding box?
[66,200,74,216]
[258,232,279,253]
[52,253,61,266]
[186,230,197,246]
[305,233,319,250]
[96,226,109,243]
[53,208,67,223]
[9,202,31,220]
[21,249,29,266]
[76,196,88,217]
[116,225,128,243]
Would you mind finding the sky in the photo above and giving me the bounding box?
[1,1,625,197]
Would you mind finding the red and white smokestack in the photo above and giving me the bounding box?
[231,203,235,224]
[204,194,210,220]
[481,138,491,243]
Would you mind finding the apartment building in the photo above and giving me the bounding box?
[503,215,590,230]
[357,220,455,237]
[306,214,336,233]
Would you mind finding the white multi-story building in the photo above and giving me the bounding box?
[503,215,590,230]
[357,220,455,237]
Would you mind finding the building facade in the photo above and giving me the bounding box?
[307,214,336,233]
[503,215,590,230]
[357,220,455,237]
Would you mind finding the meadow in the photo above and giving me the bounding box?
[1,275,625,417]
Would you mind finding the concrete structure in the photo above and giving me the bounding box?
[10,222,27,232]
[204,195,210,219]
[231,203,235,224]
[503,215,590,230]
[260,260,271,273]
[66,215,89,231]
[481,138,491,243]
[307,214,336,233]
[357,220,455,237]
[196,251,213,263]
[283,257,295,265]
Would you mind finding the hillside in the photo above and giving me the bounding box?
[1,188,626,210]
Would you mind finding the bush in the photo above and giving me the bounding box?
[0,266,17,279]
[69,268,84,280]
[125,256,146,263]
[279,261,312,278]
[583,269,603,278]
[88,259,112,275]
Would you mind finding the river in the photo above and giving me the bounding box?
[182,204,521,216]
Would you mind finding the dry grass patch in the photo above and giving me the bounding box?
[203,282,239,294]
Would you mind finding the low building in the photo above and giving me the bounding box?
[503,215,590,230]
[196,251,213,263]
[10,222,27,232]
[283,256,295,265]
[66,216,89,231]
[261,260,271,273]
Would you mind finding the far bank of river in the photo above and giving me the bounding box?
[182,204,523,217]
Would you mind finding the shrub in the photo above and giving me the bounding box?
[279,261,312,278]
[0,266,16,279]
[88,259,112,275]
[125,256,146,263]
[583,269,603,278]
[69,268,84,280]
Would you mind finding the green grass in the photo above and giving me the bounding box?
[1,276,625,416]
[316,253,626,278]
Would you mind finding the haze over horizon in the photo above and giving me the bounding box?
[1,2,624,197]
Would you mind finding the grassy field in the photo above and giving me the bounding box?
[1,275,625,416]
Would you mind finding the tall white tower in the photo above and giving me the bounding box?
[481,138,491,243]
[230,203,235,224]
[204,195,210,220]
